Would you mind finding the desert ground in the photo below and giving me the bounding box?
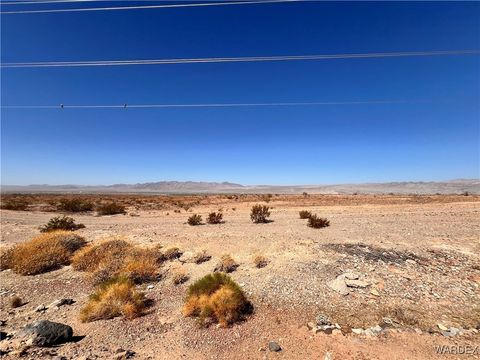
[0,194,479,359]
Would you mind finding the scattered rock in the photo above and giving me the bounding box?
[34,304,47,312]
[268,341,281,352]
[352,328,364,335]
[315,314,331,326]
[48,299,74,308]
[327,276,349,296]
[345,279,370,288]
[17,320,73,347]
[370,289,380,296]
[146,285,154,290]
[437,323,448,331]
[344,272,360,280]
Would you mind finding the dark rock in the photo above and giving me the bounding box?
[17,320,73,347]
[268,341,281,352]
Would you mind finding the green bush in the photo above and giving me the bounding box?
[307,214,330,229]
[187,214,203,226]
[1,198,29,211]
[40,216,85,232]
[57,198,94,212]
[207,212,223,224]
[96,202,126,216]
[250,204,271,223]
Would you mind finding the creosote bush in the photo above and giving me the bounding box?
[206,212,223,224]
[5,231,86,275]
[299,210,312,219]
[183,272,250,327]
[187,214,203,226]
[214,254,238,273]
[96,202,126,216]
[0,246,15,271]
[193,250,211,264]
[79,276,146,322]
[307,214,330,229]
[172,266,189,285]
[163,247,182,260]
[57,198,94,212]
[250,204,271,223]
[1,198,29,211]
[40,215,85,232]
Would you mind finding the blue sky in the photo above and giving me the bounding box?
[1,1,479,185]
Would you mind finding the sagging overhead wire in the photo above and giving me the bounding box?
[2,50,479,68]
[0,0,300,14]
[1,99,433,110]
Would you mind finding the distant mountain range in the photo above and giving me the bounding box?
[1,179,479,194]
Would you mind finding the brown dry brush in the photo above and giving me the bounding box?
[40,216,85,232]
[187,214,203,226]
[250,204,271,223]
[206,212,223,224]
[307,214,330,228]
[299,210,312,219]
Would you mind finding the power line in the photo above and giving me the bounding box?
[1,100,433,109]
[0,0,162,4]
[2,50,479,68]
[0,0,299,13]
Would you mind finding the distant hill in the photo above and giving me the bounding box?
[1,179,479,194]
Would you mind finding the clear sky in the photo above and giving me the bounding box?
[1,1,479,186]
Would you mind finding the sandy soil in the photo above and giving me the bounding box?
[0,196,479,359]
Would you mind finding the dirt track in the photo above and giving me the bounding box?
[0,196,479,359]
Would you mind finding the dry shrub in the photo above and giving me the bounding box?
[0,246,15,271]
[252,254,268,268]
[183,273,250,327]
[299,210,312,219]
[172,267,189,285]
[214,255,238,273]
[79,276,146,322]
[57,198,94,212]
[1,198,29,211]
[207,212,223,224]
[250,204,271,223]
[10,296,23,308]
[96,202,126,216]
[40,215,85,232]
[193,250,211,264]
[307,214,330,228]
[8,231,86,275]
[72,240,163,284]
[187,214,202,226]
[163,247,182,260]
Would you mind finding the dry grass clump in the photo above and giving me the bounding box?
[214,255,238,273]
[72,240,164,284]
[10,296,23,308]
[187,214,203,226]
[250,204,271,223]
[299,210,312,219]
[193,250,211,264]
[0,246,15,271]
[171,266,189,285]
[96,202,126,216]
[307,214,330,228]
[252,254,268,268]
[40,215,85,233]
[1,198,29,211]
[79,276,146,322]
[163,246,182,260]
[6,231,86,275]
[183,273,250,327]
[57,198,94,212]
[207,212,223,224]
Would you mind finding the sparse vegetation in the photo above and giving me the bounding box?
[299,210,312,219]
[0,246,15,271]
[307,214,330,228]
[252,254,268,268]
[96,202,126,216]
[6,231,86,275]
[1,198,29,211]
[171,267,189,285]
[214,254,238,273]
[187,214,203,226]
[10,296,23,308]
[163,246,182,260]
[193,250,211,264]
[183,272,250,327]
[72,239,164,284]
[57,198,94,212]
[250,204,271,223]
[40,215,85,232]
[79,276,146,322]
[206,212,223,224]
